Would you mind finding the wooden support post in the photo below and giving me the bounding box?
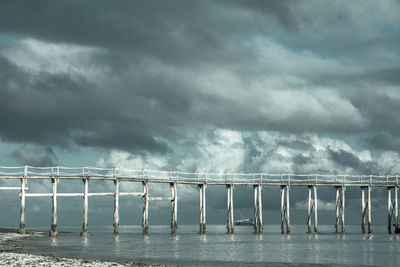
[199,184,207,234]
[19,168,27,234]
[368,186,372,233]
[286,185,290,234]
[170,182,178,234]
[306,185,317,233]
[142,182,149,234]
[253,185,259,233]
[281,185,285,234]
[113,179,119,234]
[361,187,366,234]
[203,184,206,233]
[335,186,340,234]
[280,185,290,234]
[341,186,346,233]
[49,178,58,236]
[226,185,234,234]
[80,178,89,236]
[258,185,263,233]
[388,187,392,234]
[307,186,312,233]
[313,185,318,233]
[395,186,398,232]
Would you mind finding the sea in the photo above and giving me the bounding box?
[8,224,400,266]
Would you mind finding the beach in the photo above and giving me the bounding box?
[0,230,164,267]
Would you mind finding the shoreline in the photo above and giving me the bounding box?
[0,229,166,267]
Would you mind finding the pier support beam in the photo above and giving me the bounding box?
[395,186,399,232]
[253,185,263,233]
[368,186,372,233]
[387,186,398,234]
[281,185,290,234]
[142,182,149,234]
[199,184,206,234]
[170,182,178,234]
[361,186,372,234]
[113,179,119,234]
[307,185,318,233]
[335,186,346,233]
[226,184,234,234]
[80,178,89,236]
[49,178,58,236]
[19,177,27,234]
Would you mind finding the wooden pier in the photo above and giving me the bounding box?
[0,166,399,235]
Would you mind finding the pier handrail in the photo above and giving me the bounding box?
[0,166,399,186]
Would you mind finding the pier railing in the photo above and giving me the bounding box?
[0,166,399,186]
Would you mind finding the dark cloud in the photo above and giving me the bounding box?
[368,132,400,153]
[327,148,378,174]
[0,55,168,153]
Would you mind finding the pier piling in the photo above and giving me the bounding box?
[19,177,26,234]
[80,177,89,236]
[280,185,290,234]
[335,186,346,233]
[142,182,149,234]
[199,184,206,234]
[113,179,119,234]
[307,185,318,233]
[50,177,58,236]
[170,182,178,234]
[226,184,234,234]
[253,184,263,233]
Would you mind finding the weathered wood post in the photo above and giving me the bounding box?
[258,184,263,232]
[306,185,317,233]
[80,167,89,236]
[226,184,234,234]
[286,185,291,233]
[142,181,149,234]
[170,182,178,234]
[335,186,345,233]
[307,185,312,233]
[388,187,392,234]
[49,169,58,236]
[341,186,346,233]
[280,184,290,234]
[253,185,259,233]
[281,185,285,234]
[253,184,263,233]
[313,185,318,232]
[395,186,398,232]
[19,165,27,234]
[361,187,366,234]
[368,186,372,233]
[199,183,206,234]
[335,186,340,234]
[113,173,119,235]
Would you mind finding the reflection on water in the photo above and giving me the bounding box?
[12,225,400,266]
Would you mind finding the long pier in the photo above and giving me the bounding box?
[0,166,399,235]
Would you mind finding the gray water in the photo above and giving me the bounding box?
[10,225,400,266]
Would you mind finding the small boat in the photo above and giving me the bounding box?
[234,218,254,226]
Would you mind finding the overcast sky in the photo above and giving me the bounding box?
[1,0,400,229]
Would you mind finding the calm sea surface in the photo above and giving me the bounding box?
[10,225,400,266]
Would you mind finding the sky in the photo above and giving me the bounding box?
[0,0,400,229]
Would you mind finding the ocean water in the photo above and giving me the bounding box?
[9,224,400,266]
